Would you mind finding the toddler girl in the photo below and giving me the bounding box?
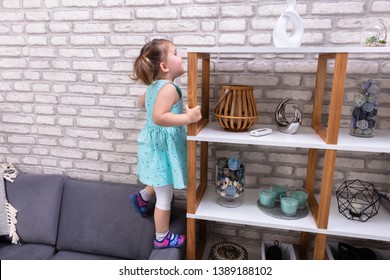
[130,39,201,249]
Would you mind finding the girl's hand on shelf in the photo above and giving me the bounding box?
[185,104,202,123]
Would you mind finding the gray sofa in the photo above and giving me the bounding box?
[0,174,186,260]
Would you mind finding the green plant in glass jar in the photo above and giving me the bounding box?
[362,19,388,47]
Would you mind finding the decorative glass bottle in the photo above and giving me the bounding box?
[349,79,380,137]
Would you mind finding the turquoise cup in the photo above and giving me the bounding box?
[291,190,308,209]
[259,190,277,208]
[280,197,298,216]
[271,184,288,200]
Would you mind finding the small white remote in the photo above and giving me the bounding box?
[250,128,272,137]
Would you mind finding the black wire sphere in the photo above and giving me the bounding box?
[336,179,381,222]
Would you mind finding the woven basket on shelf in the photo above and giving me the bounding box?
[208,241,248,260]
[214,85,258,132]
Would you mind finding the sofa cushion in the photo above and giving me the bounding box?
[149,248,181,260]
[56,179,156,260]
[5,174,66,245]
[52,250,125,260]
[0,243,56,260]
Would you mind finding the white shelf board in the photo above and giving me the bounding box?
[335,129,390,153]
[187,122,390,153]
[187,186,319,234]
[325,195,390,242]
[186,47,390,54]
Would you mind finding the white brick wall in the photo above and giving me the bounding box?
[0,0,389,250]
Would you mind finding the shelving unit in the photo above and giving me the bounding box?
[186,47,390,260]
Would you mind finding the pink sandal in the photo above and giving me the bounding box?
[130,192,148,218]
[153,232,186,249]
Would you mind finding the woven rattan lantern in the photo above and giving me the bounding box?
[214,85,258,132]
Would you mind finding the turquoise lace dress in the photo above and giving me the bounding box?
[137,80,187,189]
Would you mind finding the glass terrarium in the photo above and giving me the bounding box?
[362,19,388,47]
[215,157,245,208]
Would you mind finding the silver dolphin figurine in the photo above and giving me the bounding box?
[275,98,302,134]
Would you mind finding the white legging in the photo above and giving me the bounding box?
[153,185,174,211]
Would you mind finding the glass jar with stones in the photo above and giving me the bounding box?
[349,79,380,137]
[215,157,245,208]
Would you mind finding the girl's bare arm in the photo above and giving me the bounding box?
[152,84,201,127]
[138,91,146,108]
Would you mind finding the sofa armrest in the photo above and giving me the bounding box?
[149,248,181,260]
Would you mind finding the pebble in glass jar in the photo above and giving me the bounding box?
[215,157,245,208]
[349,79,380,137]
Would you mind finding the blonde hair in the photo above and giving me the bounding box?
[131,39,172,85]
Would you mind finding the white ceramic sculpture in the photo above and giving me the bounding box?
[273,0,304,48]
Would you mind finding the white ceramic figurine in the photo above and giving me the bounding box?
[273,0,304,47]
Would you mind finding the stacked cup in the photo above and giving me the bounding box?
[259,184,308,217]
[291,190,309,210]
[279,196,298,217]
[271,184,288,200]
[259,190,278,208]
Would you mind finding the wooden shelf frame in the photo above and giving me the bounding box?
[187,52,211,260]
[311,53,348,144]
[303,52,348,260]
[185,48,382,260]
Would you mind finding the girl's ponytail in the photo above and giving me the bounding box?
[132,54,155,85]
[131,39,171,85]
